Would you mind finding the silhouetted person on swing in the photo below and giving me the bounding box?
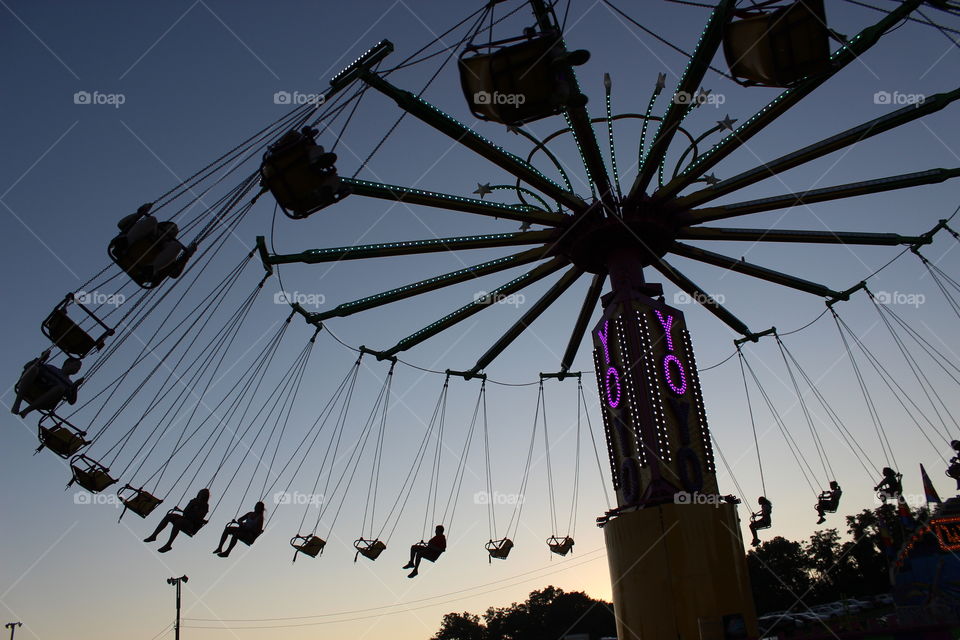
[12,350,83,417]
[213,501,266,557]
[947,440,960,490]
[403,525,446,578]
[749,496,772,547]
[816,481,842,524]
[874,467,903,504]
[113,204,196,286]
[144,488,210,553]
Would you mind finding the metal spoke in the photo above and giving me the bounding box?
[683,168,960,224]
[470,267,585,373]
[382,257,569,356]
[670,242,842,298]
[654,0,925,202]
[561,273,606,373]
[314,247,551,321]
[677,227,932,246]
[651,258,752,336]
[671,87,960,209]
[343,178,569,226]
[258,230,557,265]
[628,0,734,199]
[357,70,587,213]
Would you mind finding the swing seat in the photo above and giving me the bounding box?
[353,538,386,561]
[260,128,351,219]
[458,35,589,126]
[947,462,960,480]
[232,524,262,547]
[167,507,208,537]
[37,413,88,458]
[117,485,162,519]
[723,0,832,88]
[69,454,117,493]
[15,364,69,414]
[42,297,114,358]
[416,543,443,563]
[750,514,771,530]
[107,221,183,289]
[547,535,575,556]
[291,534,326,560]
[485,538,514,560]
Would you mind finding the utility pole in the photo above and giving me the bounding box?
[5,622,22,640]
[166,575,188,640]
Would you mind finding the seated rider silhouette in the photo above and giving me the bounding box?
[874,467,903,504]
[12,350,83,417]
[114,204,196,284]
[144,488,210,553]
[213,502,266,558]
[816,481,842,524]
[403,525,446,578]
[749,496,772,547]
[947,440,960,490]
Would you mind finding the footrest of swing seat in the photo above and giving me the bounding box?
[118,486,162,519]
[354,539,386,561]
[486,538,514,560]
[38,419,88,458]
[291,535,326,559]
[547,536,574,556]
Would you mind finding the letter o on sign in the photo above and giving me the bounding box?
[605,366,622,408]
[663,354,687,395]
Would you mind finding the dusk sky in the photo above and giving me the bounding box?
[2,1,959,639]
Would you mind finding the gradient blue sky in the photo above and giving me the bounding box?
[2,1,959,638]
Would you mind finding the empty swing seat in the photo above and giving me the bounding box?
[37,414,88,458]
[458,35,589,126]
[260,127,351,219]
[41,295,114,358]
[167,507,208,537]
[69,454,117,493]
[547,535,575,556]
[118,485,163,519]
[485,538,514,561]
[723,0,832,88]
[353,538,386,561]
[291,534,326,561]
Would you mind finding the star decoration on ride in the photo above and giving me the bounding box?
[473,182,493,198]
[703,173,721,186]
[656,72,667,91]
[717,115,737,131]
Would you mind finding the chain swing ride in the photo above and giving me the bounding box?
[8,0,960,637]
